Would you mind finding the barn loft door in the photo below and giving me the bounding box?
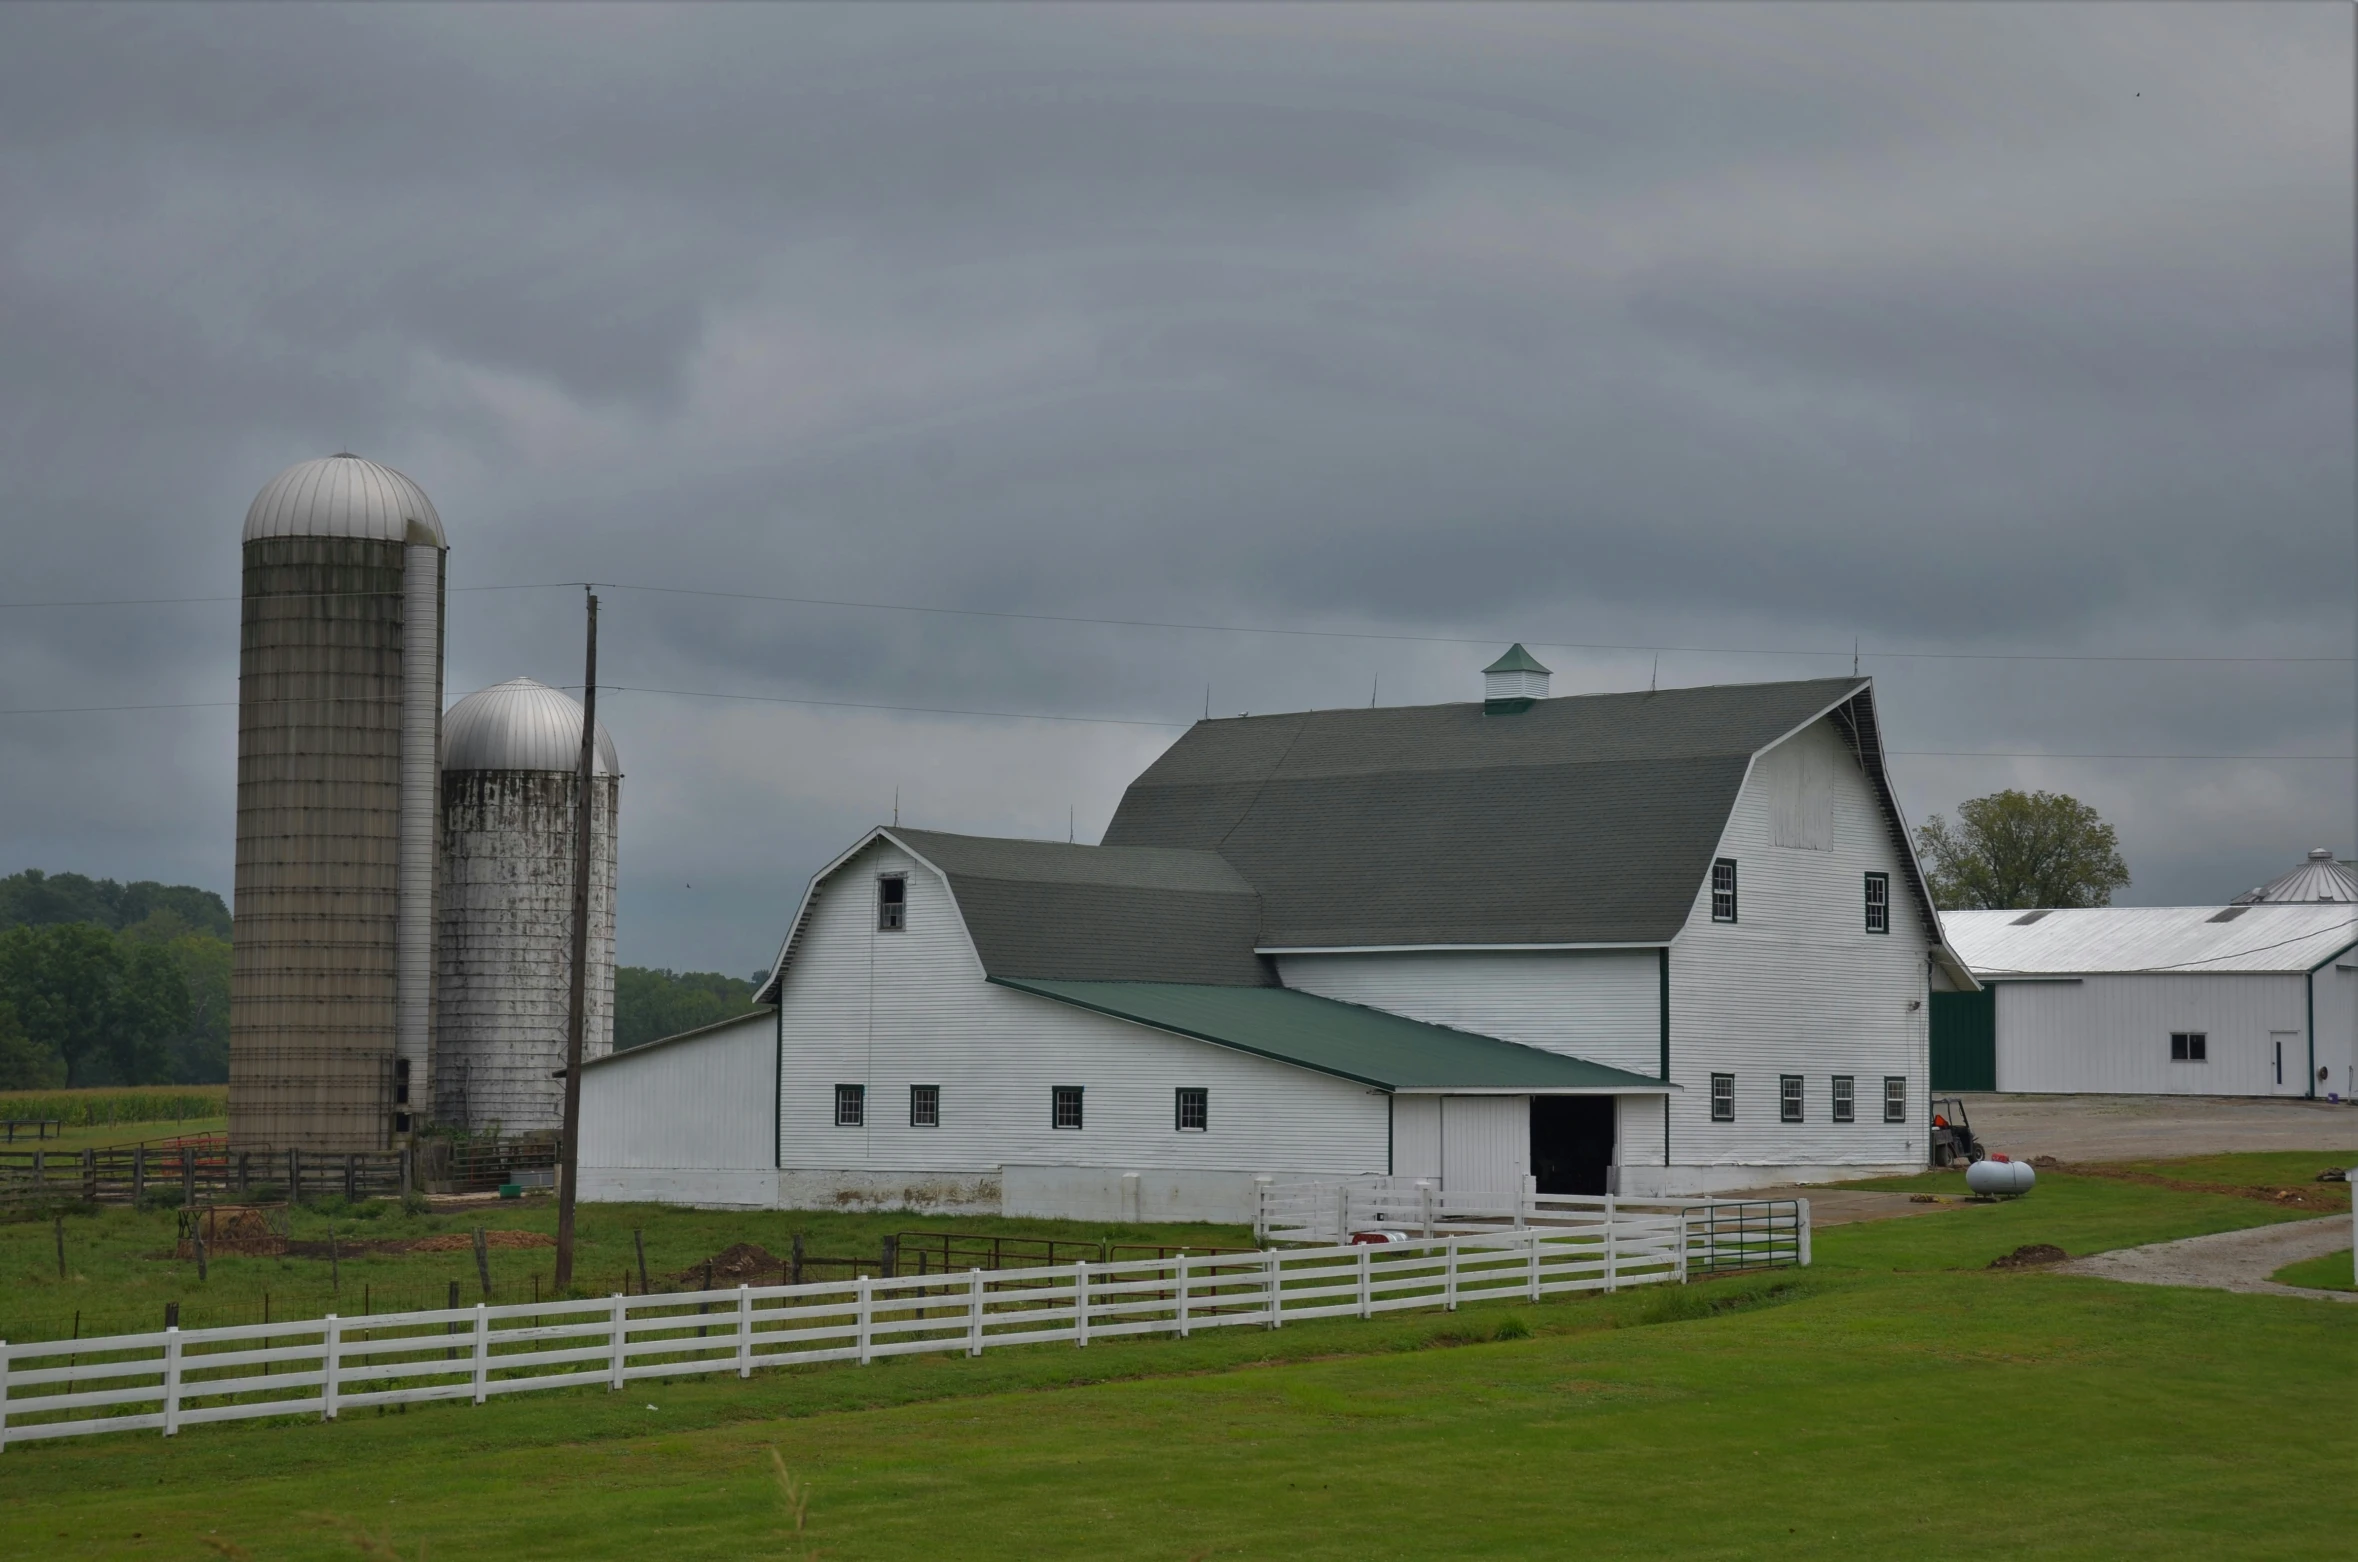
[1930,989,1997,1092]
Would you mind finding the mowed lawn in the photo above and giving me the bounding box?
[2,1169,2353,1560]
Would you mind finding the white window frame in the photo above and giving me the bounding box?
[1831,1075,1856,1123]
[834,1083,866,1127]
[1711,859,1739,923]
[877,873,906,931]
[1710,1073,1735,1122]
[1882,1076,1907,1124]
[1779,1074,1804,1124]
[1052,1085,1085,1130]
[1174,1087,1208,1132]
[1864,872,1889,935]
[2170,1031,2208,1063]
[909,1084,940,1128]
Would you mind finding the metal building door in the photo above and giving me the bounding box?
[1440,1096,1529,1195]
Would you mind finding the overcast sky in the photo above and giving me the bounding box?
[0,2,2349,975]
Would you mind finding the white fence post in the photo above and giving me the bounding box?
[1417,1179,1434,1239]
[1797,1199,1812,1267]
[609,1295,626,1390]
[1604,1209,1619,1295]
[322,1315,341,1421]
[1266,1251,1283,1329]
[1253,1176,1273,1244]
[1675,1212,1690,1284]
[737,1285,753,1378]
[472,1304,490,1404]
[1074,1262,1090,1348]
[968,1269,985,1357]
[1445,1237,1459,1311]
[1527,1229,1541,1300]
[1357,1243,1372,1319]
[2,1339,12,1452]
[1176,1257,1192,1338]
[1335,1183,1349,1245]
[162,1326,182,1438]
[855,1276,873,1366]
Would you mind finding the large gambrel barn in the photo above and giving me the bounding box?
[580,660,1972,1218]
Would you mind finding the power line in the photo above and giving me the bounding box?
[0,577,2343,666]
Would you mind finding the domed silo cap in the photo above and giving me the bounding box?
[442,677,619,775]
[244,454,445,546]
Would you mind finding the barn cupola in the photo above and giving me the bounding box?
[1482,643,1550,713]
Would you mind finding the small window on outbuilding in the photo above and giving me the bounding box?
[1864,872,1889,935]
[2170,1032,2207,1063]
[835,1083,866,1127]
[1711,859,1739,923]
[1052,1086,1085,1130]
[877,875,906,931]
[1175,1087,1208,1132]
[1779,1074,1804,1123]
[909,1084,940,1127]
[1831,1075,1855,1123]
[1883,1076,1907,1123]
[1710,1073,1735,1122]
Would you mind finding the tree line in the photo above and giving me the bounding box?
[0,869,230,1090]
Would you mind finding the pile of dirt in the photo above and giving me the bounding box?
[176,1205,287,1258]
[1987,1243,2068,1269]
[663,1242,787,1290]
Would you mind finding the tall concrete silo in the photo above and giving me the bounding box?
[229,455,446,1152]
[435,678,620,1135]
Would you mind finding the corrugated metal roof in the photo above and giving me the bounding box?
[891,828,1273,987]
[2229,849,2358,905]
[1943,904,2358,976]
[243,454,445,546]
[993,978,1673,1093]
[443,677,619,774]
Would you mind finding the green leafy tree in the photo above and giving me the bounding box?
[0,922,192,1086]
[0,999,65,1090]
[0,868,230,938]
[614,966,763,1050]
[1916,789,2131,910]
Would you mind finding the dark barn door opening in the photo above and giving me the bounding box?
[1530,1095,1615,1196]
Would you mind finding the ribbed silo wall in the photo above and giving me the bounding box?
[230,536,443,1151]
[434,770,618,1135]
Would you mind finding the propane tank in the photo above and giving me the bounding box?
[1966,1156,2036,1196]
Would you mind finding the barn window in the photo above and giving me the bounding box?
[1882,1076,1907,1123]
[909,1084,940,1127]
[1864,872,1889,934]
[877,875,906,931]
[1831,1076,1855,1123]
[1710,1073,1735,1122]
[834,1084,866,1126]
[1175,1087,1208,1132]
[1779,1075,1804,1123]
[2170,1032,2207,1063]
[1052,1086,1085,1130]
[1711,859,1739,923]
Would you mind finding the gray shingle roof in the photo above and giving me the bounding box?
[994,979,1675,1093]
[1102,677,1874,948]
[889,828,1274,986]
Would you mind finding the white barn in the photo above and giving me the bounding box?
[1941,897,2358,1101]
[582,663,1974,1218]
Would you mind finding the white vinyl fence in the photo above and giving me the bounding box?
[0,1213,1753,1448]
[1255,1177,1811,1272]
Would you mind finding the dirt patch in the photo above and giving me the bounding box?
[661,1242,788,1290]
[1987,1244,2069,1269]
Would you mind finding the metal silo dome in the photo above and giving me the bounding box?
[442,678,620,775]
[243,453,446,545]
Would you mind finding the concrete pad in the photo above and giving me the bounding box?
[1954,1094,2358,1163]
[2055,1215,2356,1302]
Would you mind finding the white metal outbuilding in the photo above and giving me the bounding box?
[1942,902,2358,1099]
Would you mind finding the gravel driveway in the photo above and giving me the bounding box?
[1956,1094,2358,1162]
[2055,1216,2356,1302]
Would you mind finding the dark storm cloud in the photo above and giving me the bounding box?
[0,1,2348,969]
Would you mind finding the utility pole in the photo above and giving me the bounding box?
[555,588,599,1292]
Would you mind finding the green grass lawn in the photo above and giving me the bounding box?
[2,1163,2353,1560]
[2,1117,228,1155]
[2270,1248,2355,1292]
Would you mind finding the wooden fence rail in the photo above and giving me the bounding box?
[0,1215,1743,1448]
[0,1147,409,1208]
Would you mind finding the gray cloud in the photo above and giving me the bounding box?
[0,1,2348,971]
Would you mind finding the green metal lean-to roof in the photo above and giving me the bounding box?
[992,977,1674,1094]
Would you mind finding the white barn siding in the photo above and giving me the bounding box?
[1663,718,1929,1189]
[2320,964,2357,1100]
[1995,973,2314,1096]
[773,839,1389,1216]
[1276,949,1660,1077]
[577,1011,776,1207]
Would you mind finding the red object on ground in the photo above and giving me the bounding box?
[1349,1230,1410,1245]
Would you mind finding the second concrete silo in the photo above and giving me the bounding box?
[435,678,621,1135]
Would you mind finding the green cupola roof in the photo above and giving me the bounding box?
[1483,643,1551,676]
